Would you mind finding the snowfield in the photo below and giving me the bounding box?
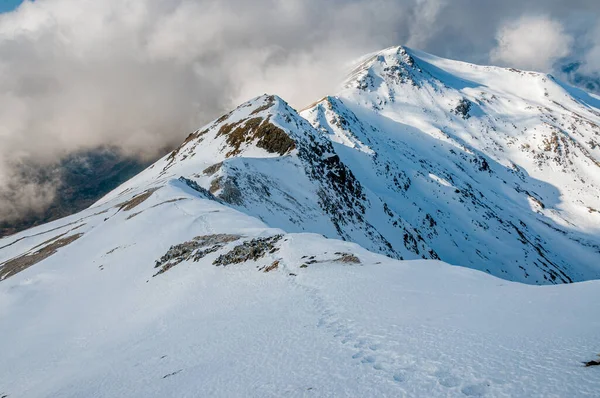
[1,46,600,397]
[1,182,599,397]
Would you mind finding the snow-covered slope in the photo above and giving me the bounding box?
[1,46,600,397]
[94,94,436,261]
[301,46,600,283]
[1,180,599,397]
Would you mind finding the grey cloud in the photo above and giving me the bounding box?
[0,0,598,221]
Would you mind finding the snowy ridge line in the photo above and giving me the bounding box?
[1,45,600,398]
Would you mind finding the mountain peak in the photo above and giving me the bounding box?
[343,45,423,92]
[9,46,600,285]
[2,45,600,397]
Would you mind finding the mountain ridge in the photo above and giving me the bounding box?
[1,46,600,398]
[4,45,600,284]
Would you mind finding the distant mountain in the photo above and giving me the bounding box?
[0,149,151,237]
[1,46,600,397]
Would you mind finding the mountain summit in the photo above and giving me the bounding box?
[1,47,600,397]
[303,45,600,283]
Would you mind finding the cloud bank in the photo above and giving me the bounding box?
[0,0,598,222]
[490,15,573,71]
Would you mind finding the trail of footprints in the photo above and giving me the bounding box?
[287,273,493,396]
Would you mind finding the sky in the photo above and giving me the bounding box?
[0,0,23,13]
[0,0,599,222]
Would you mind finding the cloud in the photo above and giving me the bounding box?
[0,0,598,222]
[490,15,573,71]
[406,0,446,49]
[581,25,600,75]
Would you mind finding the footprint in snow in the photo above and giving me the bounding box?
[461,382,490,397]
[434,369,461,388]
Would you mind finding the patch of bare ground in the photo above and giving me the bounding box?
[203,162,223,176]
[300,252,361,268]
[213,235,283,266]
[0,233,84,281]
[298,252,361,268]
[162,129,209,172]
[217,116,295,157]
[260,260,279,273]
[0,211,98,251]
[126,198,188,220]
[116,188,159,212]
[153,234,242,276]
[333,252,361,264]
[249,95,275,115]
[209,177,222,194]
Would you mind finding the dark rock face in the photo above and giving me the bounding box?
[453,98,472,119]
[1,149,152,238]
[217,116,296,157]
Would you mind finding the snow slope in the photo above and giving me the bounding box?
[0,180,599,397]
[1,46,600,397]
[302,46,600,283]
[93,94,436,261]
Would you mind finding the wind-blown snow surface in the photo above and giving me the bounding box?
[1,46,600,397]
[0,182,599,397]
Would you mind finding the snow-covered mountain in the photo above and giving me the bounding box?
[1,46,600,397]
[92,46,600,284]
[302,46,600,284]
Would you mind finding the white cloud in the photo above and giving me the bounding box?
[0,0,598,221]
[0,0,391,219]
[490,15,573,72]
[406,0,446,49]
[581,25,600,75]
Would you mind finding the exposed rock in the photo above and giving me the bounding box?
[163,129,208,171]
[209,177,222,194]
[453,98,472,119]
[153,234,242,276]
[249,95,275,115]
[178,177,219,201]
[217,176,244,205]
[261,260,279,273]
[117,188,159,211]
[333,252,361,264]
[584,355,600,367]
[203,162,223,176]
[0,233,84,280]
[218,116,296,157]
[213,235,283,267]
